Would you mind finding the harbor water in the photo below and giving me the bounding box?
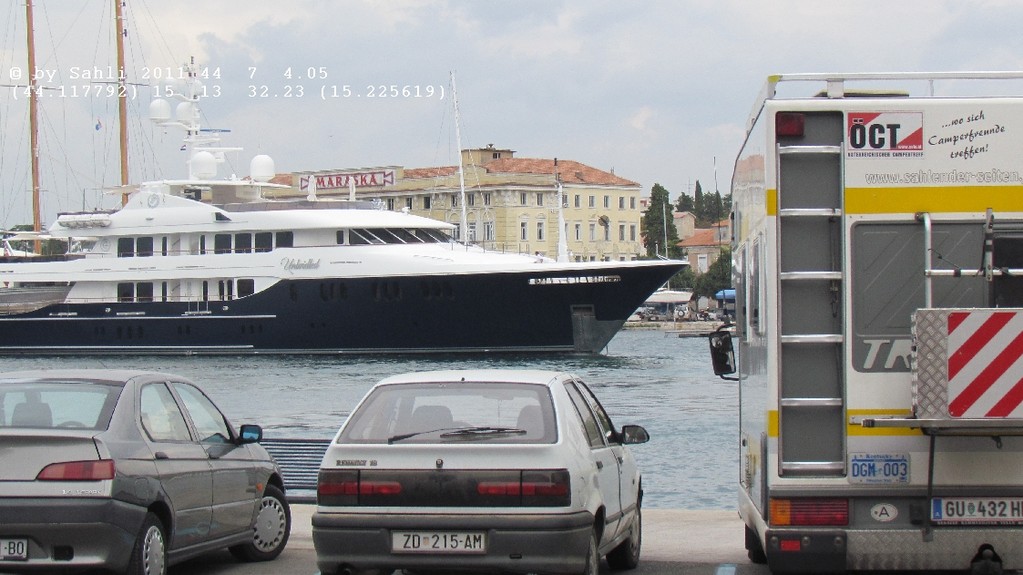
[0,328,737,510]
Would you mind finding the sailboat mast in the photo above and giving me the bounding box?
[115,0,130,205]
[450,72,468,244]
[25,0,41,252]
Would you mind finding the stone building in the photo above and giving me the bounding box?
[271,145,645,261]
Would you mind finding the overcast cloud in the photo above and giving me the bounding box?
[3,0,1023,228]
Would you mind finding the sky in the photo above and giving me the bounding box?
[3,0,1023,229]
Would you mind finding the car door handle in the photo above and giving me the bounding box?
[154,451,169,460]
[596,461,604,470]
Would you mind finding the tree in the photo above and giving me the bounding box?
[694,247,732,299]
[641,183,681,259]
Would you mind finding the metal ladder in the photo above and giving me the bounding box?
[776,137,846,476]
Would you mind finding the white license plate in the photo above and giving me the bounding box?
[1,538,28,561]
[391,531,486,554]
[931,498,1023,524]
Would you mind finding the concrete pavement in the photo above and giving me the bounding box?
[171,505,762,574]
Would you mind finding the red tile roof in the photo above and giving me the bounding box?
[677,228,727,248]
[404,158,637,187]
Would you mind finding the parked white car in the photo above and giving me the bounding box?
[312,369,650,575]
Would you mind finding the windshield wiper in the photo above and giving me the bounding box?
[387,427,459,444]
[439,426,527,438]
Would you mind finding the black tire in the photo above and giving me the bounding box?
[606,505,641,570]
[127,512,167,575]
[745,524,767,564]
[581,527,600,575]
[229,484,291,562]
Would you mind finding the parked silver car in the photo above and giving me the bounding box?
[0,369,290,574]
[313,369,650,575]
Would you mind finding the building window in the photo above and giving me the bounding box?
[450,194,458,208]
[467,193,475,207]
[520,222,528,241]
[423,196,431,209]
[630,224,637,241]
[588,196,595,208]
[405,197,414,210]
[604,226,611,241]
[574,195,581,208]
[619,224,626,241]
[619,197,625,209]
[484,221,495,241]
[604,196,610,209]
[537,221,545,241]
[520,193,528,206]
[630,196,636,209]
[589,223,596,241]
[467,222,477,242]
[536,193,544,207]
[484,193,492,206]
[575,223,581,241]
[387,198,396,211]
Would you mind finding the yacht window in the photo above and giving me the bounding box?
[392,228,423,243]
[161,237,169,256]
[117,238,134,258]
[117,283,134,302]
[202,281,209,302]
[336,230,345,245]
[255,232,273,253]
[136,282,154,302]
[235,233,252,253]
[199,235,207,255]
[161,282,169,302]
[214,234,231,254]
[237,279,255,297]
[367,229,404,244]
[218,280,233,301]
[136,237,154,257]
[417,228,451,243]
[351,229,384,245]
[276,231,294,248]
[349,230,370,245]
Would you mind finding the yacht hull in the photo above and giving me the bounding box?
[0,263,681,355]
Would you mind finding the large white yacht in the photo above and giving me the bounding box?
[0,63,684,355]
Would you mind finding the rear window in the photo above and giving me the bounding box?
[340,382,556,444]
[0,381,121,430]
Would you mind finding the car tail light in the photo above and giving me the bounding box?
[775,112,805,137]
[318,469,360,505]
[477,470,570,505]
[770,498,848,526]
[36,460,115,481]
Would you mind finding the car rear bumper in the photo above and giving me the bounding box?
[0,497,146,572]
[312,510,594,575]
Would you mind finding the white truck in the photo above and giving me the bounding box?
[710,72,1023,573]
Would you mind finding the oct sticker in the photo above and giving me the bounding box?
[847,112,923,157]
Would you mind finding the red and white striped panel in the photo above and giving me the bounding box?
[947,310,1023,418]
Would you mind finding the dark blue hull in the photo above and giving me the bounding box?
[0,263,682,354]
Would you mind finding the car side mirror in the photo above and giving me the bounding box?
[708,329,737,379]
[620,424,650,445]
[238,424,263,444]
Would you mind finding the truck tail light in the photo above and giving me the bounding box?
[770,498,848,526]
[37,459,115,481]
[775,112,805,137]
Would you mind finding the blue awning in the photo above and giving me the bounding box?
[715,289,736,301]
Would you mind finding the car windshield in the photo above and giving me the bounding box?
[340,382,557,444]
[0,381,121,431]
